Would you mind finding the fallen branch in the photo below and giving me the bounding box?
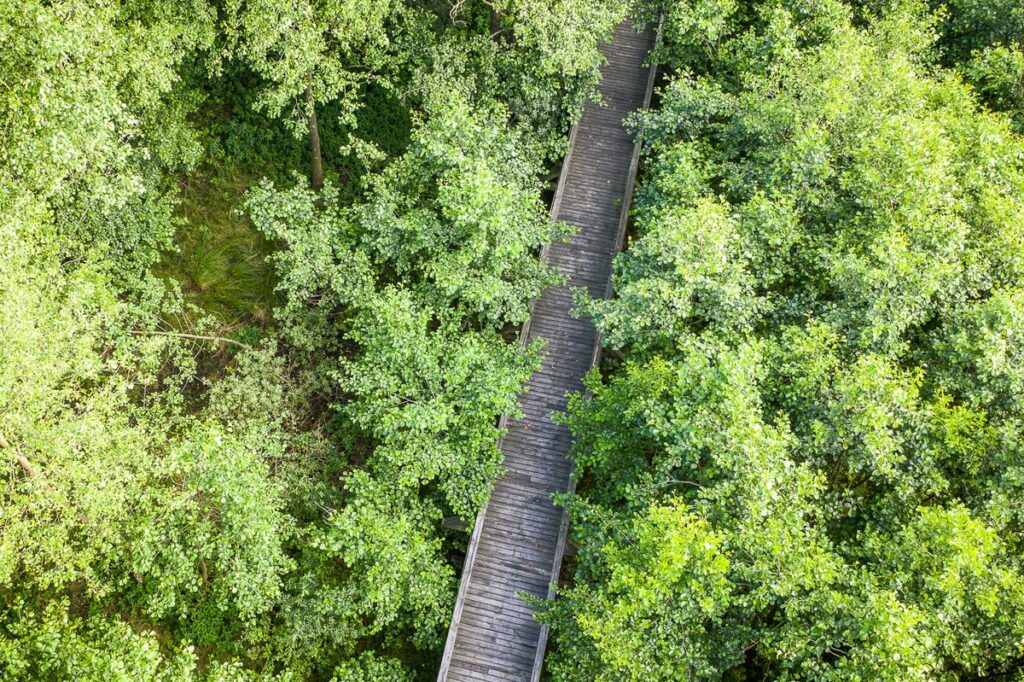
[15,453,38,478]
[2,432,47,483]
[128,330,251,349]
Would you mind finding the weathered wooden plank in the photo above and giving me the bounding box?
[498,446,572,466]
[462,587,542,612]
[473,522,557,548]
[473,510,560,537]
[501,433,575,452]
[497,476,564,495]
[496,449,571,471]
[439,17,656,682]
[479,510,561,533]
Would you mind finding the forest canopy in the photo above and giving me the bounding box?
[543,0,1024,680]
[1,0,1023,680]
[0,0,623,678]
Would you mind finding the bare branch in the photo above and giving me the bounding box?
[15,453,39,478]
[128,330,251,349]
[449,0,469,23]
[2,434,46,482]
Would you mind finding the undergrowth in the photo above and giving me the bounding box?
[157,167,278,329]
[156,69,413,336]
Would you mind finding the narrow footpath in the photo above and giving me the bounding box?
[438,18,657,682]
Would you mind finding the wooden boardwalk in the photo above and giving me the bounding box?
[438,18,656,682]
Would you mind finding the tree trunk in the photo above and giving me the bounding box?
[306,80,324,190]
[490,8,501,38]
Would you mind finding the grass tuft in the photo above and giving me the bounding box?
[157,167,279,329]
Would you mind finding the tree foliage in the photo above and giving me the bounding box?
[0,0,214,283]
[1,0,626,678]
[936,0,1024,130]
[546,1,1024,680]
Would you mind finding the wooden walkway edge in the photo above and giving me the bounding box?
[438,19,657,682]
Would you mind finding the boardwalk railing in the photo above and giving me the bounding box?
[438,18,658,682]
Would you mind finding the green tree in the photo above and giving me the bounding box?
[933,0,1024,130]
[547,1,1024,679]
[1,0,632,676]
[0,212,297,678]
[0,0,214,284]
[222,0,424,188]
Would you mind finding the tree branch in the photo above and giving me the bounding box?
[15,453,38,478]
[2,433,45,481]
[128,330,251,349]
